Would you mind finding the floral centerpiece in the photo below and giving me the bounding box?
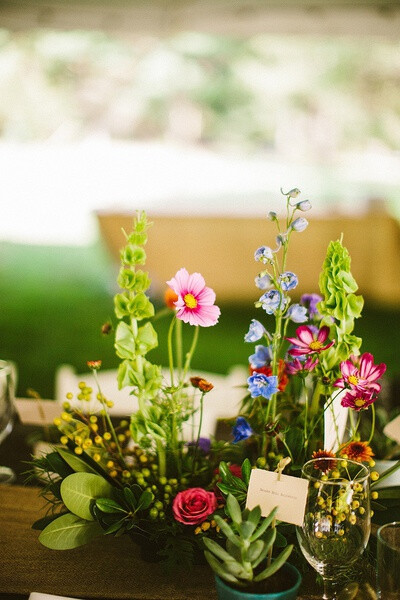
[31,194,399,575]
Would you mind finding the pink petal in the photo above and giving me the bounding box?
[296,326,314,345]
[317,326,330,343]
[166,268,190,295]
[286,336,309,349]
[288,347,312,357]
[187,272,206,297]
[340,360,355,378]
[194,304,221,327]
[197,286,216,305]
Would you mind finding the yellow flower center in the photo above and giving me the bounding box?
[184,293,198,309]
[355,398,365,407]
[348,375,359,385]
[309,340,323,351]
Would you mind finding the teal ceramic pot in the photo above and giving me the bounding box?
[214,563,301,600]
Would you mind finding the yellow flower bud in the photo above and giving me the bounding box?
[201,521,211,531]
[66,392,73,400]
[371,491,379,500]
[89,415,97,423]
[74,447,83,455]
[93,453,101,462]
[53,418,62,427]
[194,527,201,535]
[94,435,102,445]
[109,470,118,478]
[78,382,86,389]
[370,471,379,481]
[91,424,99,432]
[103,432,112,441]
[60,436,68,445]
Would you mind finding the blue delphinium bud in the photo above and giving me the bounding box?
[244,319,266,342]
[259,289,287,314]
[232,417,253,443]
[254,246,274,263]
[255,273,271,290]
[247,373,278,399]
[268,211,277,221]
[279,271,298,291]
[301,293,323,318]
[291,217,308,232]
[249,345,272,368]
[296,200,311,212]
[286,304,308,323]
[281,187,301,198]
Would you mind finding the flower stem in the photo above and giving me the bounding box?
[92,369,125,467]
[181,325,199,384]
[191,392,205,476]
[367,404,376,445]
[167,315,176,387]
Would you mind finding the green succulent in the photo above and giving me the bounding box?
[204,494,293,587]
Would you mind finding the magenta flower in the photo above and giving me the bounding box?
[340,388,376,412]
[166,268,221,327]
[286,356,319,375]
[334,352,386,394]
[286,325,335,357]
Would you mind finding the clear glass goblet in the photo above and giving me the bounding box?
[0,360,17,483]
[296,457,371,599]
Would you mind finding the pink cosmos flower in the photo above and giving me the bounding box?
[340,388,376,412]
[334,352,386,394]
[286,356,319,375]
[286,325,335,357]
[166,268,221,327]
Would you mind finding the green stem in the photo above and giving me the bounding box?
[92,369,125,467]
[175,317,183,376]
[181,325,200,384]
[167,315,176,387]
[156,440,166,478]
[302,378,309,445]
[367,404,376,445]
[267,517,276,567]
[191,392,205,476]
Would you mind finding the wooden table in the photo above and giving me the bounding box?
[0,485,322,600]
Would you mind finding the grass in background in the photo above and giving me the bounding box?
[0,241,399,399]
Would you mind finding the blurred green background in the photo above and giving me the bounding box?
[1,238,399,399]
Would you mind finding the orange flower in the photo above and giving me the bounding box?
[190,377,214,393]
[340,441,374,463]
[311,449,337,473]
[87,360,102,370]
[164,287,178,309]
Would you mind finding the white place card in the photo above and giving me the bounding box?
[246,468,309,527]
[29,594,85,600]
[384,414,400,445]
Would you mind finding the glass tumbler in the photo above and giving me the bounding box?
[0,360,16,483]
[377,521,400,599]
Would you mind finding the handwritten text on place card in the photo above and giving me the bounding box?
[246,468,309,527]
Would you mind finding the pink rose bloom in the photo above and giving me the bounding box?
[172,487,217,525]
[166,268,221,327]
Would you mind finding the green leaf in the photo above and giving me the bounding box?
[95,498,128,514]
[32,512,68,530]
[115,321,135,360]
[45,451,74,479]
[214,515,241,547]
[241,459,252,487]
[203,537,234,563]
[204,552,239,584]
[60,473,114,521]
[136,322,158,355]
[246,539,264,563]
[57,448,98,475]
[250,507,278,542]
[239,521,256,539]
[136,490,154,512]
[123,486,138,509]
[39,512,103,550]
[252,529,276,568]
[253,544,293,582]
[247,505,261,528]
[227,494,242,526]
[224,560,250,580]
[114,292,131,319]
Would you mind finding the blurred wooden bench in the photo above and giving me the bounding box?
[97,211,400,306]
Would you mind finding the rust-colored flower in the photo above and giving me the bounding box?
[340,441,374,463]
[190,377,214,393]
[101,322,112,335]
[164,287,179,309]
[311,449,337,473]
[87,360,102,370]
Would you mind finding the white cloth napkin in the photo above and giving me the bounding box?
[29,594,85,600]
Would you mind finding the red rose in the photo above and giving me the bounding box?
[172,487,217,526]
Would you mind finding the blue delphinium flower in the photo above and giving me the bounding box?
[254,246,274,264]
[255,273,271,290]
[244,319,266,342]
[291,217,308,232]
[296,200,311,212]
[186,437,211,454]
[247,373,278,399]
[301,293,323,318]
[232,417,253,443]
[249,345,272,368]
[286,304,308,323]
[279,271,298,291]
[259,289,287,315]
